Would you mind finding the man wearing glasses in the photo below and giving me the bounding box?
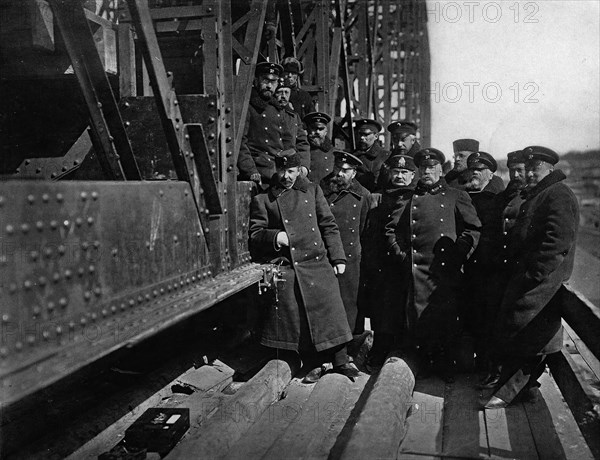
[352,119,390,192]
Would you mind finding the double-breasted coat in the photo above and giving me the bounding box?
[354,142,390,192]
[320,177,372,331]
[307,138,335,184]
[237,89,310,182]
[249,176,352,352]
[384,179,481,349]
[493,170,579,357]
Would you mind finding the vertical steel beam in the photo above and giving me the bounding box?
[49,0,141,180]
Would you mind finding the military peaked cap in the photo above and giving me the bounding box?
[255,62,283,77]
[333,150,363,168]
[274,149,301,168]
[506,150,525,165]
[453,138,479,153]
[522,146,559,165]
[387,120,418,136]
[276,78,292,90]
[354,118,383,133]
[303,112,331,126]
[467,151,497,172]
[388,154,416,171]
[414,148,445,167]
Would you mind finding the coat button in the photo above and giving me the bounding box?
[331,203,335,206]
[441,248,445,252]
[441,262,445,266]
[503,245,507,249]
[294,261,298,265]
[503,231,508,235]
[265,139,269,143]
[350,242,354,246]
[413,206,417,210]
[262,114,266,117]
[348,254,352,257]
[412,220,416,223]
[309,213,312,217]
[413,263,417,267]
[412,234,416,238]
[440,218,444,222]
[440,204,445,208]
[314,242,318,246]
[351,229,355,233]
[413,249,417,253]
[504,259,507,263]
[441,233,444,236]
[352,217,356,220]
[305,200,308,203]
[353,204,357,207]
[264,127,268,130]
[292,247,295,250]
[311,227,315,231]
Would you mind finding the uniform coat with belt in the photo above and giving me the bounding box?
[249,176,352,352]
[494,170,579,357]
[237,89,310,182]
[384,179,481,349]
[320,177,372,331]
[354,142,391,192]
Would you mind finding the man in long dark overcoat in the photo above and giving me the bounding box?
[460,151,504,371]
[320,151,372,333]
[384,148,481,380]
[305,112,336,184]
[237,62,310,185]
[352,119,390,192]
[483,146,579,409]
[249,150,360,383]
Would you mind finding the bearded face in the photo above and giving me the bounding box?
[307,122,328,148]
[508,163,527,190]
[329,162,356,192]
[465,168,493,191]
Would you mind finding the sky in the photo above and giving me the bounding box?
[426,0,600,159]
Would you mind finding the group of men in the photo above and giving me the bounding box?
[243,60,579,409]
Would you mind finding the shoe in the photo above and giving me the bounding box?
[332,363,360,382]
[302,366,323,384]
[477,374,500,389]
[482,396,509,410]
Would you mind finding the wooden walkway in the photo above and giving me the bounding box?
[69,351,594,460]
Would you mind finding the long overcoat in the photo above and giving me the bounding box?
[320,177,372,330]
[237,89,310,182]
[384,179,481,348]
[494,170,578,357]
[249,177,352,352]
[354,142,390,192]
[308,138,335,184]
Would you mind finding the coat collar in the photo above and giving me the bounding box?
[268,175,310,199]
[522,169,567,200]
[249,87,284,113]
[321,177,366,202]
[311,137,333,152]
[356,142,385,159]
[415,178,447,195]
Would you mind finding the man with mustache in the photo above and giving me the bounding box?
[378,121,421,189]
[384,148,481,381]
[249,150,360,384]
[237,62,310,185]
[304,112,335,184]
[352,119,390,192]
[365,154,417,369]
[460,151,504,374]
[446,138,504,192]
[280,57,315,121]
[483,146,579,409]
[320,151,372,334]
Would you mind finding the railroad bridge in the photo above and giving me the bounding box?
[0,1,598,458]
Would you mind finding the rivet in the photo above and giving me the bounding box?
[208,133,215,140]
[94,287,101,296]
[27,335,35,345]
[208,117,215,123]
[62,166,67,172]
[36,168,42,174]
[208,101,215,108]
[1,314,9,323]
[65,269,72,279]
[78,267,85,277]
[15,341,23,351]
[81,191,88,201]
[91,313,97,321]
[0,347,8,357]
[111,248,118,257]
[63,220,70,228]
[52,272,60,283]
[121,303,127,310]
[159,190,164,197]
[111,305,117,313]
[89,265,95,274]
[81,241,89,251]
[27,194,35,204]
[21,223,30,234]
[75,217,83,227]
[225,136,232,142]
[227,165,233,172]
[145,241,151,249]
[87,217,94,225]
[145,293,151,300]
[160,288,165,294]
[125,121,131,127]
[196,232,201,237]
[56,193,63,202]
[0,196,4,206]
[153,290,158,297]
[59,297,68,307]
[42,331,50,340]
[25,159,31,165]
[48,301,56,311]
[23,280,33,290]
[5,225,14,235]
[225,107,231,113]
[93,241,100,249]
[32,305,41,316]
[36,221,44,231]
[91,191,98,200]
[58,245,66,255]
[173,235,178,242]
[69,321,75,330]
[137,296,143,304]
[44,247,53,258]
[38,276,47,286]
[80,318,87,326]
[73,160,79,166]
[102,309,108,317]
[42,193,49,203]
[84,291,91,301]
[51,173,56,178]
[50,220,58,229]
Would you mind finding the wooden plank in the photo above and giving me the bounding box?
[222,378,316,459]
[118,23,136,97]
[261,372,368,460]
[442,374,488,459]
[398,377,445,460]
[523,372,594,460]
[563,320,600,380]
[66,360,235,460]
[167,358,298,459]
[560,284,600,362]
[484,402,538,459]
[339,356,414,459]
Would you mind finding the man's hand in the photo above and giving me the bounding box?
[250,173,262,184]
[334,264,346,275]
[299,166,309,178]
[276,232,290,247]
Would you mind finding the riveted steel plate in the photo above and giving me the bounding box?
[0,180,225,405]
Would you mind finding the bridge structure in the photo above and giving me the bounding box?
[0,0,598,458]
